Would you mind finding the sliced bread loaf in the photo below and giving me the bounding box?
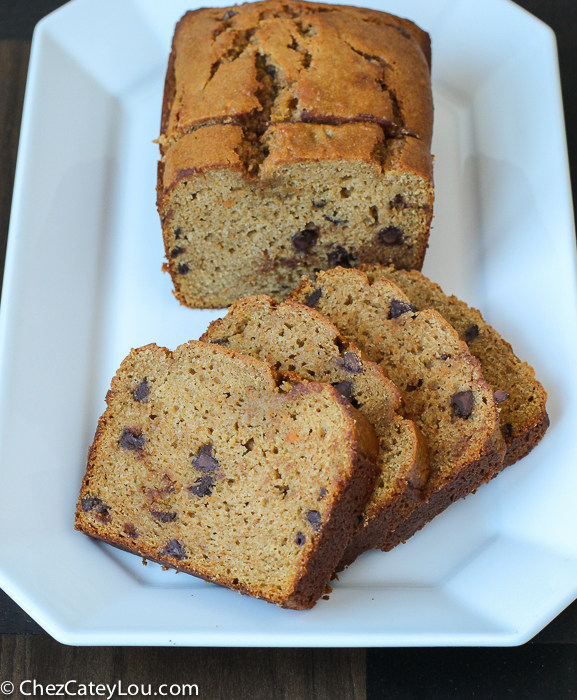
[201,295,429,563]
[75,341,378,609]
[361,264,549,466]
[291,267,506,559]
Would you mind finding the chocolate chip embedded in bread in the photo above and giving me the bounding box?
[161,539,186,559]
[190,475,215,497]
[494,390,508,404]
[119,428,146,451]
[291,228,318,253]
[295,532,306,546]
[306,510,322,531]
[327,247,351,268]
[335,352,362,374]
[170,247,185,258]
[80,496,110,521]
[304,288,322,308]
[192,444,220,472]
[222,9,238,20]
[464,324,479,343]
[312,200,327,209]
[173,227,182,239]
[209,338,229,346]
[378,226,404,245]
[123,523,138,538]
[450,390,475,419]
[317,488,327,501]
[81,496,103,512]
[389,299,418,319]
[134,378,150,403]
[151,510,177,523]
[177,263,190,274]
[332,380,353,398]
[390,194,408,211]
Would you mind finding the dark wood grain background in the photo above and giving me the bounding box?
[1,1,576,698]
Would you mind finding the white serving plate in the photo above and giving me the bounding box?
[0,0,576,646]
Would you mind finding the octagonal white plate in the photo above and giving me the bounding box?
[0,0,576,646]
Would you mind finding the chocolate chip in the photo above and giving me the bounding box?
[123,523,138,538]
[335,352,362,374]
[119,428,145,451]
[378,226,404,245]
[503,423,514,439]
[317,488,327,501]
[389,299,418,319]
[178,263,190,274]
[170,247,185,258]
[291,228,318,253]
[451,390,475,418]
[81,497,110,521]
[161,539,186,559]
[327,246,350,268]
[304,288,322,308]
[222,9,238,20]
[134,378,150,403]
[192,444,220,472]
[264,64,277,77]
[390,194,407,211]
[332,380,353,398]
[295,532,306,546]
[323,214,348,225]
[306,510,322,531]
[210,338,229,346]
[494,390,508,404]
[439,354,448,361]
[464,324,479,343]
[190,475,215,497]
[173,227,182,239]
[151,510,177,523]
[312,200,327,209]
[81,496,102,512]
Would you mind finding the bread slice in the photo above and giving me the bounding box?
[361,265,549,466]
[157,1,434,308]
[75,341,379,609]
[291,267,506,559]
[201,295,429,564]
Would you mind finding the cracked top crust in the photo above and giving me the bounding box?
[160,0,433,158]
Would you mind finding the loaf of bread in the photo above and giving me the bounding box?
[75,341,379,609]
[291,267,506,560]
[157,1,434,308]
[361,265,549,466]
[201,295,429,563]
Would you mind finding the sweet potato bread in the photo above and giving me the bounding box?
[291,267,506,560]
[361,265,549,466]
[201,295,429,563]
[75,341,379,609]
[157,0,434,308]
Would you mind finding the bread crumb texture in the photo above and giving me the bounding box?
[75,341,378,609]
[290,266,508,553]
[157,1,434,307]
[201,295,429,562]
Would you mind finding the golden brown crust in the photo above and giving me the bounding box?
[157,1,434,307]
[161,1,433,146]
[75,341,379,609]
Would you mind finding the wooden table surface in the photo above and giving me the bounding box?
[1,1,577,697]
